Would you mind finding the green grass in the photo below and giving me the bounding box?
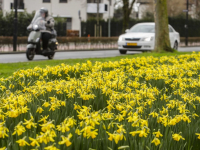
[0,51,192,78]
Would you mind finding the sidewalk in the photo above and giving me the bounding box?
[0,42,200,54]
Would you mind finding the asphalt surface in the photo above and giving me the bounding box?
[0,47,199,63]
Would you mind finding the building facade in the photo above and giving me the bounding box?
[1,0,115,32]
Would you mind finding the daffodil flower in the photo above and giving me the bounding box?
[16,136,30,147]
[58,133,72,147]
[151,137,161,146]
[172,133,185,141]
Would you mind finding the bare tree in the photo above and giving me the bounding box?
[143,0,185,18]
[121,0,136,32]
[167,0,185,17]
[194,0,200,19]
[154,0,173,52]
[0,0,2,10]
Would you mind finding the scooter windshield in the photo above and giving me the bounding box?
[27,10,46,31]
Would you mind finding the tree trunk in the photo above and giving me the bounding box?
[122,0,135,33]
[122,0,129,32]
[154,0,173,52]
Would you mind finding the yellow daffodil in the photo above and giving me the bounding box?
[196,133,200,139]
[23,118,37,129]
[38,115,49,124]
[29,137,40,147]
[12,122,26,136]
[16,137,30,147]
[44,144,59,150]
[36,107,44,114]
[151,137,161,146]
[58,133,72,147]
[0,122,9,138]
[153,130,163,138]
[0,147,6,150]
[40,121,55,132]
[172,133,185,141]
[149,112,158,118]
[42,102,50,107]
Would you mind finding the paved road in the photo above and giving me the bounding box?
[0,47,200,63]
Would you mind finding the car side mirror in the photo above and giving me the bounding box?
[125,29,130,33]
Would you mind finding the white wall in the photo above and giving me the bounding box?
[27,0,87,30]
[2,0,115,30]
[2,0,87,30]
[87,3,107,13]
[102,0,114,20]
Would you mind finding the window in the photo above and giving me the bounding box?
[87,0,102,3]
[43,0,50,3]
[10,0,24,9]
[18,0,24,9]
[129,25,155,33]
[60,0,67,2]
[66,18,72,30]
[169,26,174,33]
[105,4,107,11]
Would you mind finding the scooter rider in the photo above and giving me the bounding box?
[40,7,55,52]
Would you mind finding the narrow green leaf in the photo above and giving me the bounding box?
[118,145,129,149]
[108,147,113,150]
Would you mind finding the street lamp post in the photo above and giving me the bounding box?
[185,0,188,46]
[108,0,111,37]
[97,0,99,37]
[13,0,18,51]
[79,10,81,37]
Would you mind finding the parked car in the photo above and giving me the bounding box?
[118,22,180,54]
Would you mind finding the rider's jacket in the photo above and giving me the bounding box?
[45,16,55,31]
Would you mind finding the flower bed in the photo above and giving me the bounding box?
[1,53,200,149]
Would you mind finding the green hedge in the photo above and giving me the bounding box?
[81,18,154,37]
[0,11,34,36]
[81,17,200,37]
[0,11,200,37]
[0,11,67,37]
[169,17,200,37]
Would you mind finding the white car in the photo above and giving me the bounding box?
[118,22,180,54]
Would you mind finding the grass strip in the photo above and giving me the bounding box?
[0,51,191,78]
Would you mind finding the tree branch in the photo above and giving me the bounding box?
[128,0,136,14]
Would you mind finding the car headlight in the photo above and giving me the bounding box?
[141,37,153,41]
[118,36,123,42]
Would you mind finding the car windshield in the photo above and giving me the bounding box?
[129,25,155,33]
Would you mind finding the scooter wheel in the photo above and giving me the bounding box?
[48,52,55,60]
[26,48,35,60]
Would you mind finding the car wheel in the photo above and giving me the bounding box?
[119,50,127,54]
[173,41,178,50]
